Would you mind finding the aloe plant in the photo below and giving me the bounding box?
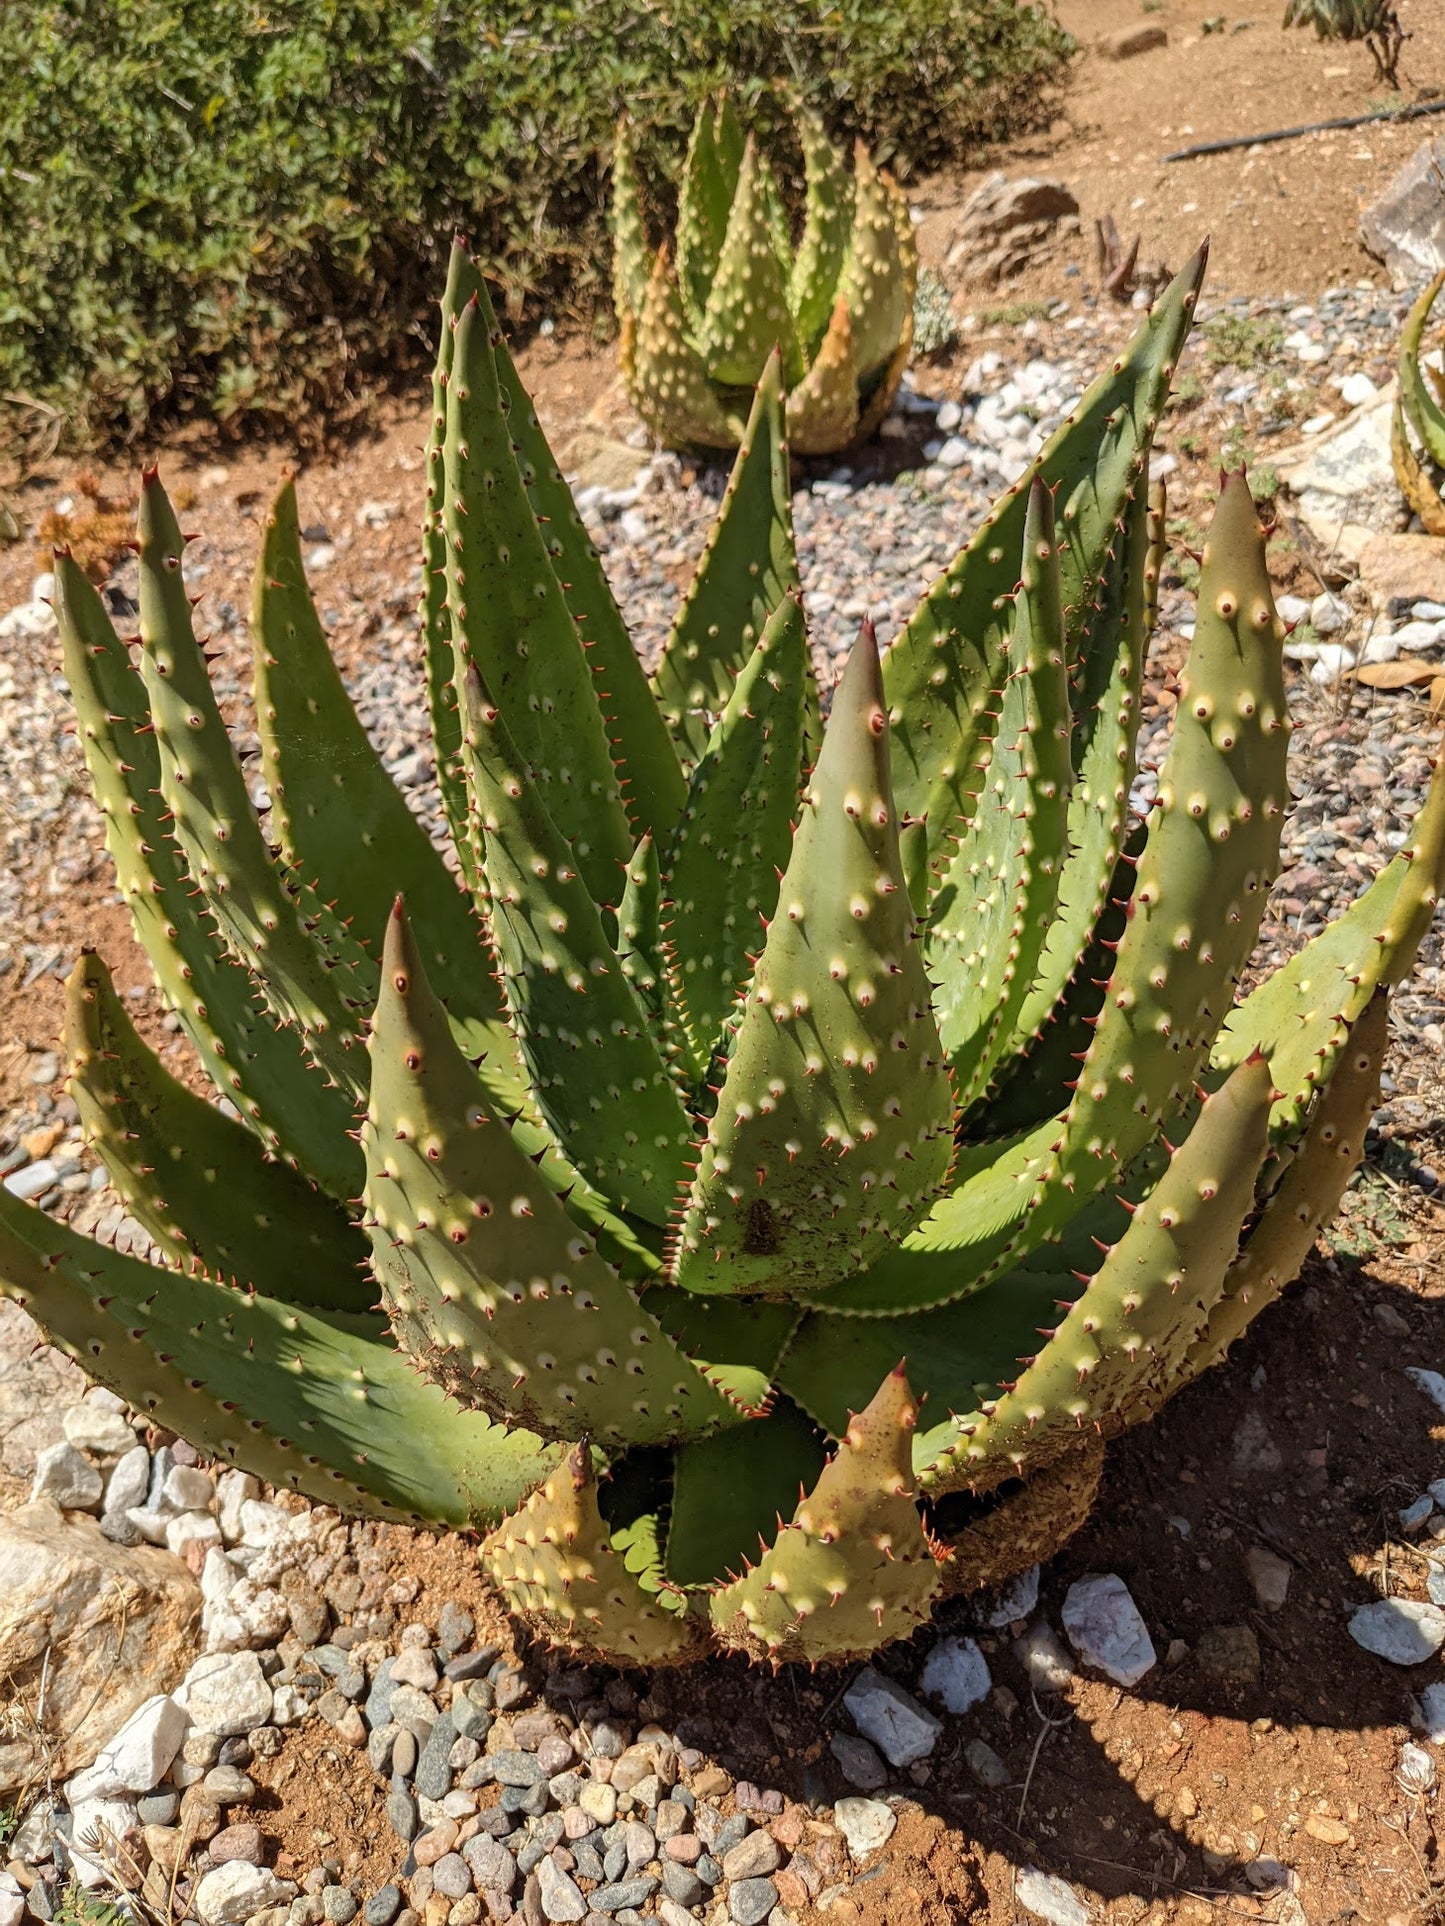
[1282,0,1403,83]
[3,240,1442,1667]
[1392,268,1445,536]
[612,94,917,454]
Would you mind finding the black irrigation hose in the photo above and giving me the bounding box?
[1162,93,1445,161]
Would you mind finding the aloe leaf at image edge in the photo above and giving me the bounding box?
[3,238,1443,1667]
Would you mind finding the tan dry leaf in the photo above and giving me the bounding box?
[1431,674,1445,720]
[1355,658,1439,690]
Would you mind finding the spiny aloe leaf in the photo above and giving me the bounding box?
[651,357,803,770]
[54,554,361,1200]
[423,241,485,899]
[610,118,651,325]
[628,246,740,452]
[443,291,632,906]
[1392,388,1445,537]
[927,480,1073,1107]
[134,473,369,1099]
[66,954,371,1313]
[708,1367,943,1664]
[676,94,745,335]
[940,1054,1273,1493]
[362,902,736,1447]
[1191,992,1388,1375]
[616,832,686,1081]
[882,247,1205,884]
[461,670,691,1223]
[666,1399,827,1589]
[0,1187,556,1528]
[638,1286,800,1419]
[663,591,809,1080]
[853,184,918,445]
[253,475,510,1062]
[491,318,687,844]
[786,300,861,457]
[671,628,954,1296]
[1212,748,1445,1134]
[483,1444,701,1663]
[788,110,855,354]
[1398,268,1445,468]
[696,139,799,390]
[991,477,1151,1082]
[776,1267,1066,1471]
[835,146,912,385]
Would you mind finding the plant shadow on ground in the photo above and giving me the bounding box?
[506,1181,1445,1919]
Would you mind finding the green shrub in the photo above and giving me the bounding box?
[0,0,1070,448]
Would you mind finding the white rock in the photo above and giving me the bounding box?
[834,1796,897,1859]
[355,499,397,529]
[976,1564,1041,1628]
[1015,1866,1091,1925]
[163,1465,216,1511]
[31,1441,104,1510]
[4,1158,58,1200]
[0,600,57,639]
[193,1862,297,1926]
[618,508,649,544]
[1407,1367,1445,1415]
[215,1469,260,1542]
[66,1694,187,1800]
[177,1649,273,1734]
[63,1404,136,1457]
[1276,593,1311,624]
[166,1511,222,1559]
[67,1792,139,1888]
[1390,618,1445,652]
[1300,412,1336,436]
[535,1855,586,1921]
[918,1637,991,1714]
[1400,1741,1437,1790]
[270,1682,308,1727]
[1062,1573,1157,1685]
[1358,628,1401,664]
[1310,592,1351,635]
[1245,1547,1291,1612]
[0,1872,23,1926]
[1308,644,1356,685]
[935,436,970,469]
[1015,1620,1075,1692]
[1340,372,1379,409]
[105,1445,152,1515]
[125,1506,173,1545]
[842,1667,941,1766]
[306,544,337,572]
[1348,1598,1445,1665]
[934,399,962,432]
[1415,1681,1445,1742]
[238,1498,290,1547]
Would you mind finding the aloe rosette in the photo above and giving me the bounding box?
[2,239,1442,1667]
[612,94,917,455]
[1392,268,1445,536]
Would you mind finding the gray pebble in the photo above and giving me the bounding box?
[721,1833,780,1881]
[695,1853,722,1887]
[571,1844,603,1883]
[451,1686,493,1744]
[368,1725,399,1777]
[603,1842,626,1881]
[491,1749,545,1788]
[436,1603,475,1657]
[728,1878,778,1926]
[829,1734,888,1791]
[535,1857,585,1921]
[323,1889,358,1924]
[500,1782,548,1817]
[415,1714,457,1801]
[711,1814,750,1859]
[588,1878,656,1915]
[365,1658,398,1729]
[462,1837,517,1894]
[443,1649,499,1684]
[364,1889,402,1926]
[99,1509,144,1547]
[392,1730,419,1779]
[493,1668,530,1713]
[386,1787,419,1844]
[136,1790,180,1826]
[660,1865,703,1908]
[432,1854,471,1900]
[204,1766,257,1804]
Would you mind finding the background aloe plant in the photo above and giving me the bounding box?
[1392,268,1445,535]
[1,240,1442,1668]
[612,94,917,453]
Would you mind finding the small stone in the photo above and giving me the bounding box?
[178,1651,274,1736]
[433,1857,473,1901]
[1407,1367,1445,1416]
[1400,1741,1436,1791]
[392,1648,441,1691]
[965,1740,1011,1789]
[727,1878,777,1926]
[1061,1574,1156,1686]
[1304,1814,1349,1845]
[1348,1598,1445,1664]
[490,1750,545,1788]
[1340,372,1379,409]
[1100,22,1166,57]
[1194,1624,1260,1687]
[828,1734,887,1791]
[659,1864,703,1908]
[324,1889,359,1924]
[1014,1866,1090,1926]
[66,1693,188,1798]
[577,1783,616,1826]
[1403,1496,1438,1534]
[137,1790,181,1826]
[1416,1681,1445,1742]
[105,1445,152,1515]
[163,1465,216,1511]
[193,1863,296,1926]
[1245,1547,1291,1612]
[588,1878,656,1914]
[31,1441,104,1511]
[918,1637,991,1714]
[535,1858,585,1922]
[203,1764,258,1804]
[973,1565,1040,1629]
[209,1823,265,1866]
[1014,1621,1074,1692]
[842,1668,940,1766]
[417,1716,459,1801]
[720,1834,779,1881]
[833,1798,896,1860]
[63,1405,136,1457]
[389,1789,421,1844]
[366,1888,404,1926]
